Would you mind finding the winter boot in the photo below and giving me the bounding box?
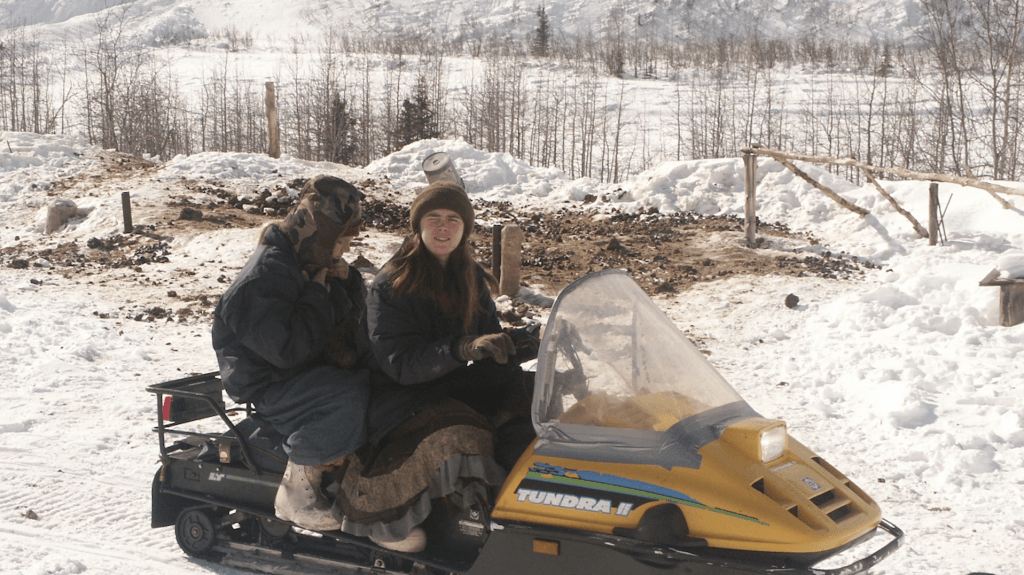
[370,527,428,553]
[274,459,342,531]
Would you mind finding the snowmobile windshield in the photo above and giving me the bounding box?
[532,269,758,468]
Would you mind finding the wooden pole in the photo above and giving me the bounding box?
[121,191,133,233]
[492,224,503,282]
[743,151,757,246]
[775,156,869,216]
[265,82,280,159]
[499,225,524,297]
[861,168,929,238]
[928,182,939,246]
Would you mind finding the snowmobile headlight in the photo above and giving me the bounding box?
[719,418,788,463]
[759,423,787,463]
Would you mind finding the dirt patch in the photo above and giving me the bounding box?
[353,196,872,297]
[2,154,871,327]
[465,202,871,296]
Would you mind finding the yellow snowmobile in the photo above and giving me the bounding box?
[150,269,901,575]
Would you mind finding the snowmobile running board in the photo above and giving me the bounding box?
[218,540,410,575]
[476,518,904,575]
[206,516,903,575]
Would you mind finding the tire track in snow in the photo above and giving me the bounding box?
[0,460,179,561]
[0,523,224,575]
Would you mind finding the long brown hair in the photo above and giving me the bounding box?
[383,232,497,332]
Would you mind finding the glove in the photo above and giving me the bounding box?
[302,266,329,288]
[506,324,541,364]
[457,333,516,364]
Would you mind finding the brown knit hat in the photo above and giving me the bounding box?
[409,181,474,233]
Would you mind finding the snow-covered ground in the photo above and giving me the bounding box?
[1,131,1023,575]
[0,1,1021,574]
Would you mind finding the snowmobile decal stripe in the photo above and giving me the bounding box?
[518,477,655,508]
[530,462,699,503]
[524,465,767,525]
[525,472,693,504]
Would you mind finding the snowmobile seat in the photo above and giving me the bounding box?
[171,412,287,476]
[217,413,288,474]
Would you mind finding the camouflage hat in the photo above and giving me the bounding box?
[279,175,364,268]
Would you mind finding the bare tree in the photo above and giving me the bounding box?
[965,0,1024,179]
[918,0,974,175]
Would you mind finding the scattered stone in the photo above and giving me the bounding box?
[655,281,677,294]
[785,294,799,308]
[178,207,203,221]
[10,259,28,269]
[45,199,79,234]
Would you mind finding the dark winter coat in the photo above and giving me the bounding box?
[212,224,370,465]
[362,265,522,444]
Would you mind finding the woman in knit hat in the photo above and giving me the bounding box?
[212,175,371,532]
[333,178,537,554]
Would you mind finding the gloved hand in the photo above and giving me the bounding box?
[506,322,541,364]
[302,266,329,288]
[457,333,516,364]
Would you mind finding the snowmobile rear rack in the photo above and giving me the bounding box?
[147,371,264,476]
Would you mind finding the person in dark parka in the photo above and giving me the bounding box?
[212,175,369,532]
[341,179,536,553]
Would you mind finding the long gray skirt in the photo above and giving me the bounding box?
[332,398,507,543]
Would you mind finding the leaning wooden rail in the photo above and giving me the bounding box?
[740,145,1024,247]
[743,146,1024,199]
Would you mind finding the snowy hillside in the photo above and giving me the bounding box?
[1,0,921,45]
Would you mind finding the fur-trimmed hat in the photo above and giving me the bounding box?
[409,181,474,233]
[279,175,364,268]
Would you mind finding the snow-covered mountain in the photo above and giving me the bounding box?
[1,0,921,48]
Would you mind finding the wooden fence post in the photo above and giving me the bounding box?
[499,225,524,297]
[121,192,133,233]
[743,151,757,246]
[492,224,503,282]
[928,182,939,246]
[265,82,280,159]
